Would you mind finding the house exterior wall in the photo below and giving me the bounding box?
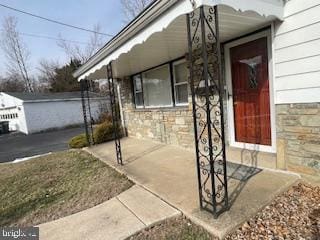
[273,0,320,104]
[116,0,320,176]
[273,0,320,175]
[119,77,195,149]
[276,104,320,175]
[0,107,20,131]
[0,93,28,133]
[119,45,225,150]
[23,100,102,134]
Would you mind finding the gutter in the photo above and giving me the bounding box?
[0,106,17,110]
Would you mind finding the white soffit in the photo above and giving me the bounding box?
[78,0,284,80]
[200,0,284,18]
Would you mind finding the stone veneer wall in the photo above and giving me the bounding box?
[118,75,195,149]
[276,103,320,175]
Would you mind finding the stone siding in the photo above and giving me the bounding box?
[126,107,194,148]
[118,76,195,149]
[276,103,320,175]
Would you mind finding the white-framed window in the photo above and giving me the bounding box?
[132,58,188,108]
[133,74,144,108]
[173,60,188,105]
[142,64,172,108]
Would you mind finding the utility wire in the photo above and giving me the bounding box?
[0,29,92,45]
[21,32,90,45]
[0,2,114,37]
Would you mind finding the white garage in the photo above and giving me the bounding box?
[0,92,105,134]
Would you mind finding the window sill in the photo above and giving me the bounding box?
[133,105,189,112]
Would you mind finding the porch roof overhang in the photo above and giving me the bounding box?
[74,0,284,81]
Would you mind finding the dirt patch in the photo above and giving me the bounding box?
[127,216,215,240]
[0,150,133,227]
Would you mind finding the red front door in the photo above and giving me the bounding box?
[230,37,271,146]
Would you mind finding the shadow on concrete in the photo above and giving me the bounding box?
[125,145,166,163]
[227,148,261,209]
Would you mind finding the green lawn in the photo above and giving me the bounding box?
[0,150,133,227]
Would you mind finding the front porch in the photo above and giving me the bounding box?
[86,137,299,239]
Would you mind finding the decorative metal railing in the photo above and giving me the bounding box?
[80,62,123,165]
[80,79,95,145]
[186,5,228,217]
[106,62,123,165]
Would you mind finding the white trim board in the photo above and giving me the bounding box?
[276,87,320,104]
[224,29,277,153]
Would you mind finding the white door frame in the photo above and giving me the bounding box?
[224,29,277,153]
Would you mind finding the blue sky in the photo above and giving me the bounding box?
[0,0,125,76]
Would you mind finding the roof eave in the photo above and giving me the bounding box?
[73,0,176,78]
[74,0,285,79]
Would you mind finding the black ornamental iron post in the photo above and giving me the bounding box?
[186,5,228,218]
[80,79,95,146]
[106,62,123,165]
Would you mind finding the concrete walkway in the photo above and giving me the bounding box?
[87,137,300,239]
[39,185,180,240]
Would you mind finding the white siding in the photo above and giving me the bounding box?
[0,93,23,108]
[18,105,28,134]
[0,92,106,134]
[274,0,320,104]
[0,93,28,133]
[23,100,101,134]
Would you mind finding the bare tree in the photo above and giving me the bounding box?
[0,73,25,92]
[37,59,59,83]
[1,16,33,92]
[36,59,60,92]
[121,0,153,23]
[57,23,104,64]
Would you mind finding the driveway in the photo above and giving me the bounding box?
[0,127,84,163]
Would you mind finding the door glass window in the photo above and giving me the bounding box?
[239,55,262,89]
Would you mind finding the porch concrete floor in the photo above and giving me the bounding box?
[86,137,300,239]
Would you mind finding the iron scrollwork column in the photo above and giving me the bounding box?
[106,62,123,165]
[187,5,228,217]
[80,79,94,146]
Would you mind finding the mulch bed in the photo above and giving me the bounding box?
[128,183,320,240]
[226,183,320,240]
